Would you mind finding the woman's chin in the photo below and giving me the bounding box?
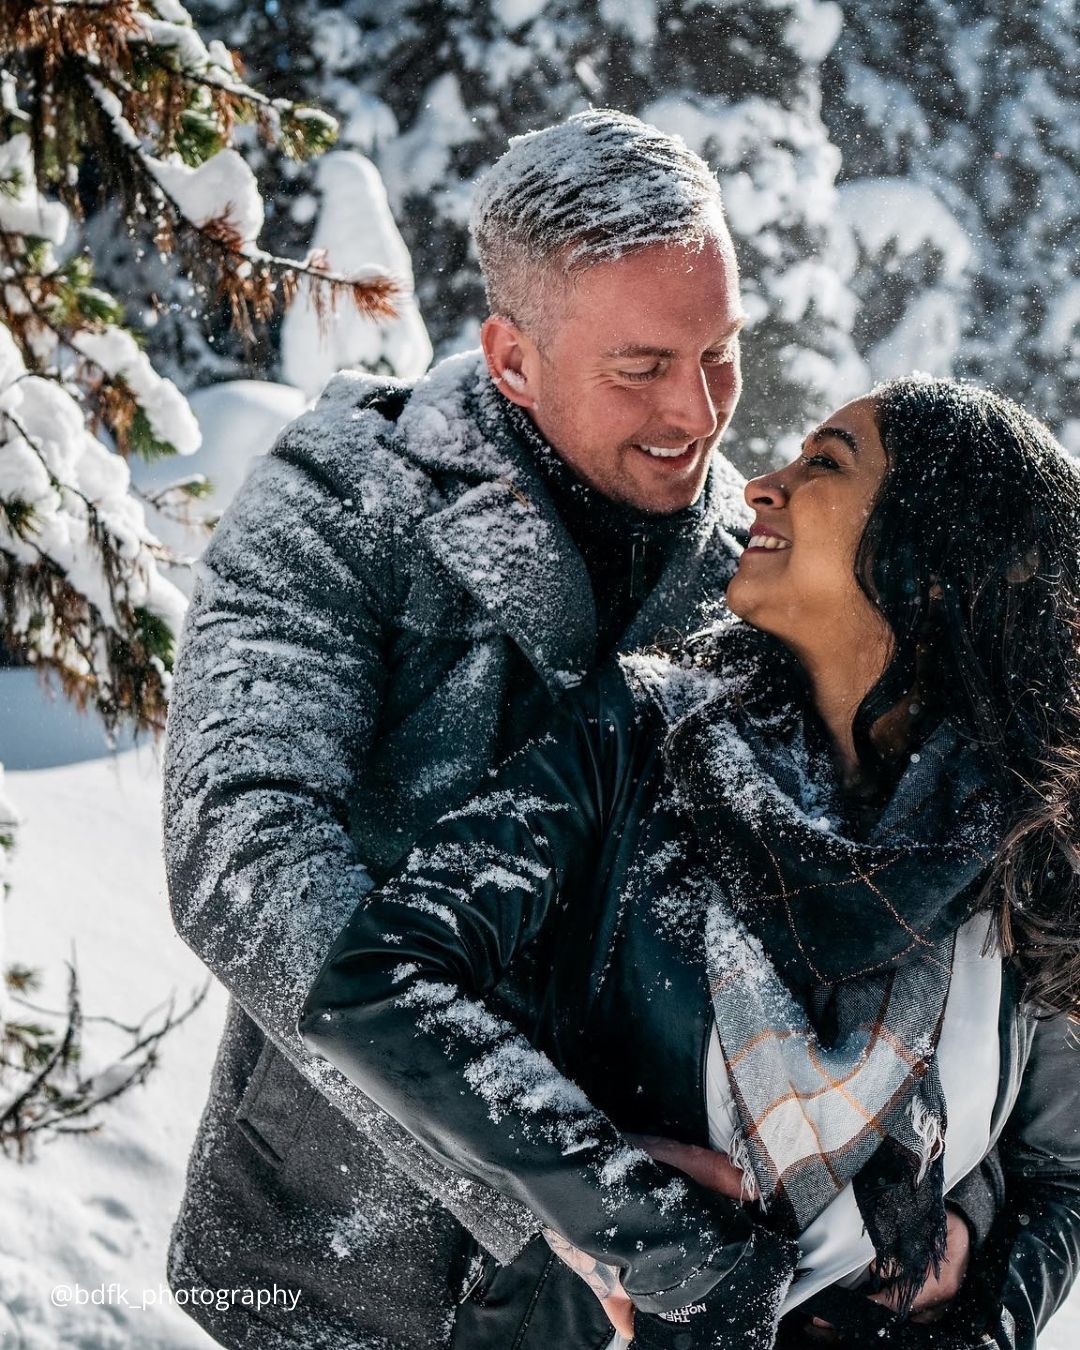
[724,575,761,624]
[724,585,787,644]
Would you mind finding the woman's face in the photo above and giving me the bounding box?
[726,397,890,650]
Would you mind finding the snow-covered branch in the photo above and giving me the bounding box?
[0,0,406,730]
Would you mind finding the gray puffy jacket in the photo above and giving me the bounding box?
[162,351,750,1349]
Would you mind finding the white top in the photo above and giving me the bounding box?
[604,912,1001,1348]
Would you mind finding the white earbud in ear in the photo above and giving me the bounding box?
[500,368,527,392]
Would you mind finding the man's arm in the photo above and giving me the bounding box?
[162,412,536,1262]
[300,673,798,1345]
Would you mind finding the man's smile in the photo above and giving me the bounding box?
[628,440,704,471]
[637,442,692,459]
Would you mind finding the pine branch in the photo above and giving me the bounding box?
[11,2,135,11]
[10,980,210,1144]
[5,0,400,352]
[9,984,205,1034]
[1,957,210,1156]
[80,69,399,344]
[0,231,158,458]
[0,504,173,733]
[132,476,215,535]
[7,0,337,158]
[0,1,143,63]
[1,401,104,519]
[0,0,404,739]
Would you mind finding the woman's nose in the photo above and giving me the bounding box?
[744,472,787,510]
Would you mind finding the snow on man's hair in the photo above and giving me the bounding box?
[470,109,728,341]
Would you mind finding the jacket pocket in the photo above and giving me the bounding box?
[451,1236,614,1350]
[458,1241,499,1307]
[234,1040,317,1168]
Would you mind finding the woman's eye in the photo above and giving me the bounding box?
[800,453,839,471]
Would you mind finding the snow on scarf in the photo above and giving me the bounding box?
[624,620,1007,1314]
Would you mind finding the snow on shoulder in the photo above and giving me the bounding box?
[261,364,426,517]
[396,351,514,478]
[619,615,754,729]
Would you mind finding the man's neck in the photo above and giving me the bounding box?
[497,395,704,657]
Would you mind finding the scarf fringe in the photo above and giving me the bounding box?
[869,1208,950,1322]
[728,1125,763,1206]
[910,1098,946,1185]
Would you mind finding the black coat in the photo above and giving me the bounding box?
[301,659,1080,1350]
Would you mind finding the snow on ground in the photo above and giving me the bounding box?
[0,741,225,1349]
[1048,1292,1080,1346]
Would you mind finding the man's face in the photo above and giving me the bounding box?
[524,236,744,514]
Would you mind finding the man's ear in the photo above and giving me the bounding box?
[481,315,540,409]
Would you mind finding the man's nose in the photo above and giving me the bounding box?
[744,471,788,510]
[657,364,718,442]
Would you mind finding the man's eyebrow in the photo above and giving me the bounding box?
[602,318,747,361]
[603,343,677,359]
[808,424,860,456]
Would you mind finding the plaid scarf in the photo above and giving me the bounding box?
[626,621,1007,1313]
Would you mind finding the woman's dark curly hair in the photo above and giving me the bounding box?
[852,376,1080,1017]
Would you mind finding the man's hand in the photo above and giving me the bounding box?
[540,1137,746,1342]
[626,1133,748,1201]
[869,1208,972,1322]
[804,1207,973,1343]
[541,1227,635,1339]
[629,1137,971,1339]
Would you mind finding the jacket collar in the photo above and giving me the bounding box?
[398,351,749,692]
[622,458,747,653]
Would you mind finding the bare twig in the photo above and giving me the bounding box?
[1,965,211,1157]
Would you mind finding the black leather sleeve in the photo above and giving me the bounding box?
[299,671,797,1336]
[938,1012,1080,1350]
[993,1012,1080,1347]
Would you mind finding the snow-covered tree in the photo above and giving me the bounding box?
[182,0,1078,458]
[822,0,1078,443]
[0,0,399,1148]
[0,0,397,731]
[279,150,432,398]
[185,0,867,469]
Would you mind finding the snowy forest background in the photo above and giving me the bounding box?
[124,0,1080,459]
[1,0,1078,1346]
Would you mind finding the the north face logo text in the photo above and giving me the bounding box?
[658,1303,706,1323]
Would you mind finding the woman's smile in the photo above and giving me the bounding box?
[743,524,791,552]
